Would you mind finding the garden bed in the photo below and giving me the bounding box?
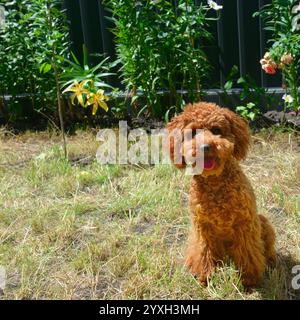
[263,111,300,130]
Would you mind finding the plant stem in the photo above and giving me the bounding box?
[46,0,67,158]
[289,63,300,116]
[53,62,67,159]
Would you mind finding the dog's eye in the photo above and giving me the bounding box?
[211,127,222,135]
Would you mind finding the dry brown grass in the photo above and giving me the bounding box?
[0,127,299,300]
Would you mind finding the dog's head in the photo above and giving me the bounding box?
[166,102,250,177]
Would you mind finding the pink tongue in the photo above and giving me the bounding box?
[203,158,215,170]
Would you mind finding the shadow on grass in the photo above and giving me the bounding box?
[259,252,300,300]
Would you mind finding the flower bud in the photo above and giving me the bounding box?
[280,53,293,65]
[264,52,271,60]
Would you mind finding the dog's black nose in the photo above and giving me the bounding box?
[200,144,211,153]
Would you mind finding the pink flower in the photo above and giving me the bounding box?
[262,64,276,75]
[280,53,293,65]
[260,58,268,66]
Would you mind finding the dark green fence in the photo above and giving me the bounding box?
[63,0,282,89]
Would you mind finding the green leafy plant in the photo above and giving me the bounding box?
[0,1,42,121]
[236,103,259,121]
[223,66,272,121]
[105,0,220,119]
[0,0,70,128]
[27,0,70,157]
[61,45,114,116]
[61,45,114,89]
[255,0,300,114]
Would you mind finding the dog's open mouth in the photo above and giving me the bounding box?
[203,157,217,170]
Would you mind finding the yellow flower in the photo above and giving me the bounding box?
[62,80,90,107]
[86,89,109,115]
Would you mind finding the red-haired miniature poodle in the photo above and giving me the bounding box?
[166,102,276,287]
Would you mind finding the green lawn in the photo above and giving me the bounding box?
[0,128,299,299]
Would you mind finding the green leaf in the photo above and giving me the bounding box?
[164,106,176,123]
[70,51,80,65]
[131,95,139,105]
[246,102,256,109]
[249,112,256,121]
[43,63,52,73]
[236,106,246,112]
[237,77,246,84]
[137,105,148,118]
[94,81,113,89]
[39,62,47,73]
[39,62,52,74]
[224,80,233,91]
[83,44,88,67]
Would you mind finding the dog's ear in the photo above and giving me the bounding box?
[166,115,187,169]
[222,108,250,160]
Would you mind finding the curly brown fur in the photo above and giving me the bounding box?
[166,102,276,287]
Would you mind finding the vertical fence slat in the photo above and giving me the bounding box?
[63,0,84,61]
[79,0,103,59]
[98,1,113,56]
[241,1,262,85]
[237,0,246,78]
[259,0,267,87]
[217,0,225,87]
[97,1,119,87]
[262,0,282,88]
[219,1,240,82]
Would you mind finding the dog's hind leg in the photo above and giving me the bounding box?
[259,214,276,266]
[229,224,266,287]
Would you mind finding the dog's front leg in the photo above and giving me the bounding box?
[185,231,219,285]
